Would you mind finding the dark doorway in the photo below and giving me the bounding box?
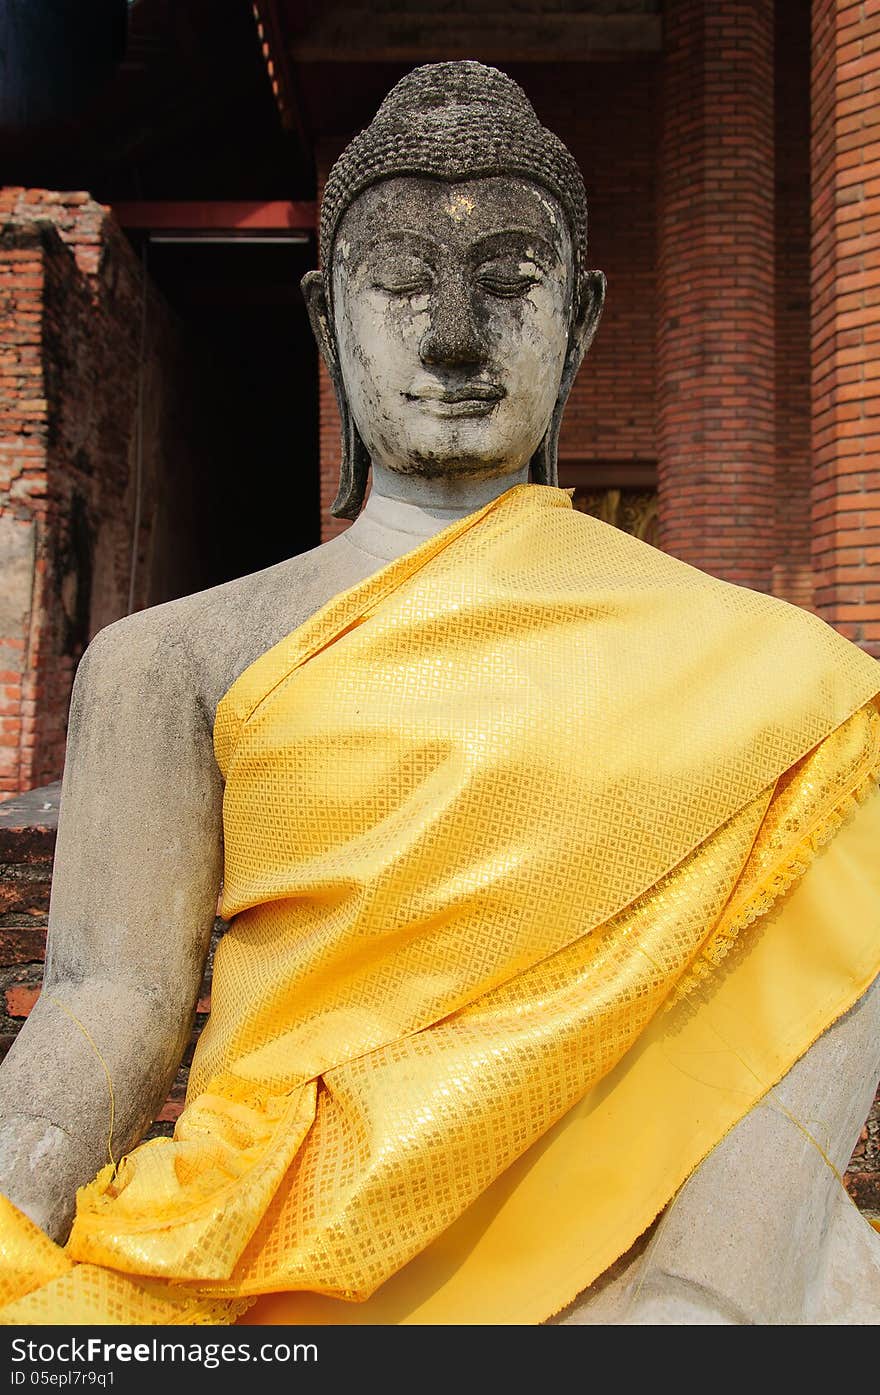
[142,232,320,590]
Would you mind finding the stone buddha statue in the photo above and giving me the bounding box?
[0,62,878,1327]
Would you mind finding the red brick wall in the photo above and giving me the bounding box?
[0,227,45,794]
[315,59,660,540]
[657,0,776,592]
[773,0,813,612]
[811,0,880,659]
[523,61,659,472]
[0,190,217,794]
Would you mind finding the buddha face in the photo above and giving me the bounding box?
[328,175,575,482]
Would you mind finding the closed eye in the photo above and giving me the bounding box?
[371,254,434,296]
[475,272,541,298]
[474,257,544,298]
[374,277,432,296]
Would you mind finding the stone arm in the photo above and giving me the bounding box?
[0,615,223,1242]
[622,975,880,1323]
[559,973,880,1324]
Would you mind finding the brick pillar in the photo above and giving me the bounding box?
[811,0,880,658]
[316,139,350,542]
[773,0,813,611]
[657,0,776,590]
[0,189,220,795]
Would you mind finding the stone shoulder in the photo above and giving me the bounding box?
[79,537,358,723]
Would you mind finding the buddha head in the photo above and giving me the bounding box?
[302,61,606,519]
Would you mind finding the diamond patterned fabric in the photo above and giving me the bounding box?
[2,484,879,1324]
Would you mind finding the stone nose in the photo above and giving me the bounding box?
[418,275,490,369]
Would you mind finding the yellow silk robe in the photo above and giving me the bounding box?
[1,484,879,1325]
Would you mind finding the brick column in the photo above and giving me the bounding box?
[316,139,350,542]
[811,0,880,657]
[773,0,813,611]
[657,0,776,590]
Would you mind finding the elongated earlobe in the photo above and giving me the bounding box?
[333,406,371,520]
[301,270,371,519]
[531,269,606,486]
[530,406,562,487]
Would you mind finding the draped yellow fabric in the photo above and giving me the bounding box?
[1,483,879,1325]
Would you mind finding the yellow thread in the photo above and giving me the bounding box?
[624,1090,847,1321]
[676,1006,848,1187]
[44,993,116,1171]
[629,1004,859,1319]
[764,1094,845,1185]
[693,1010,848,1186]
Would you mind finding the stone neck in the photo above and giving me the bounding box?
[342,465,530,563]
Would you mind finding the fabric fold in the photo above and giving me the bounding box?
[2,483,879,1325]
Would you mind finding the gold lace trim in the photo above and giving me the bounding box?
[669,720,880,1009]
[182,1295,255,1326]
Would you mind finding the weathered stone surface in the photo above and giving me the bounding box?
[0,781,62,827]
[0,783,219,1142]
[0,516,33,650]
